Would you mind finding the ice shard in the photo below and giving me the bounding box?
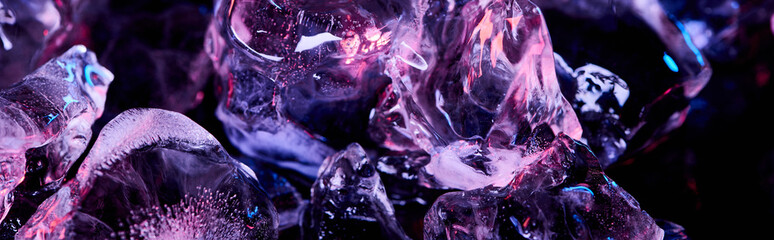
[17,109,278,239]
[207,0,411,176]
[302,143,410,240]
[0,45,112,222]
[424,133,664,239]
[369,0,582,189]
[533,0,712,165]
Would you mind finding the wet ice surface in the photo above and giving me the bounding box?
[210,0,582,190]
[200,0,684,238]
[17,109,277,239]
[207,0,407,176]
[424,134,663,239]
[0,45,112,223]
[0,0,727,238]
[370,0,581,190]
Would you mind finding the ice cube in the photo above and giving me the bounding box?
[17,108,278,239]
[207,0,412,175]
[302,143,410,240]
[369,0,582,189]
[0,45,112,223]
[424,134,664,239]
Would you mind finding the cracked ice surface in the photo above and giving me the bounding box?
[370,0,582,189]
[0,45,112,223]
[17,109,277,239]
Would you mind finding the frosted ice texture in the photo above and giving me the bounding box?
[554,54,630,168]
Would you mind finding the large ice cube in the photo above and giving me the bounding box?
[369,0,582,189]
[207,0,411,175]
[17,109,278,239]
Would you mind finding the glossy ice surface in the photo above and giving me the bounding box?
[303,143,410,240]
[0,0,735,238]
[17,109,277,239]
[424,134,663,239]
[0,45,112,223]
[370,0,581,189]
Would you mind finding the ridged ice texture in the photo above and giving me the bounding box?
[17,108,278,239]
[206,0,410,176]
[424,133,664,240]
[370,0,582,189]
[0,45,112,222]
[302,143,410,240]
[536,0,712,165]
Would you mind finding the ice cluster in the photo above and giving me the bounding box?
[0,0,722,238]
